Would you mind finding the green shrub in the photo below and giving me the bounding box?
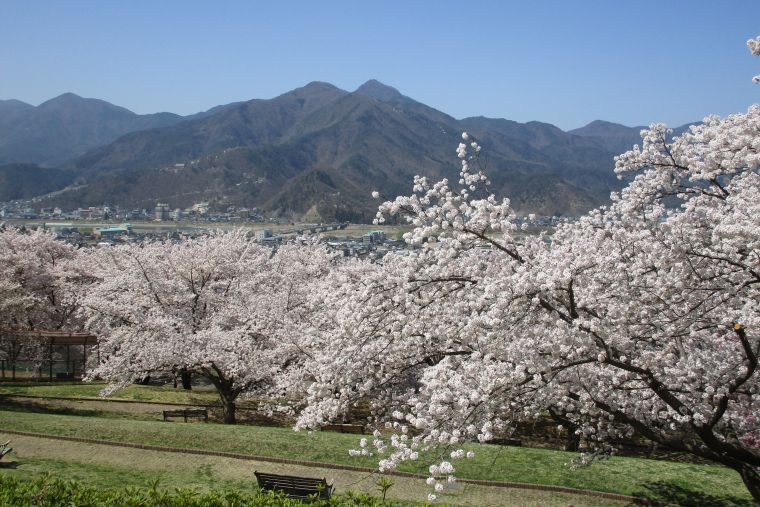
[0,475,417,507]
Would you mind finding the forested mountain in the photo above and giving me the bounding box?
[0,94,190,166]
[1,82,693,220]
[569,119,696,155]
[0,163,77,202]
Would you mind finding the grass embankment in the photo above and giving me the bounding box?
[0,436,625,507]
[0,410,752,505]
[0,382,221,405]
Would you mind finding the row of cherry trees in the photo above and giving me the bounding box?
[0,228,337,424]
[80,232,336,424]
[1,34,757,502]
[0,228,86,369]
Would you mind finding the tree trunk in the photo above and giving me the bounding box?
[180,370,192,390]
[216,385,238,425]
[736,464,760,503]
[548,407,580,452]
[221,395,236,424]
[203,366,240,425]
[564,428,581,452]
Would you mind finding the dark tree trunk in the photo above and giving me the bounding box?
[223,398,236,424]
[564,428,581,452]
[736,464,760,503]
[202,366,241,425]
[548,407,581,452]
[220,392,237,424]
[180,370,192,390]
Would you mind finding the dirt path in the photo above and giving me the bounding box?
[0,433,629,506]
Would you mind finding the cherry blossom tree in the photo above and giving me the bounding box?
[0,227,81,330]
[82,231,335,424]
[0,227,84,374]
[749,36,760,83]
[296,40,760,500]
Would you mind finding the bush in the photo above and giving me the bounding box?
[0,475,416,507]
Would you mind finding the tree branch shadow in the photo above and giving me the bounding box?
[0,397,105,418]
[633,481,755,507]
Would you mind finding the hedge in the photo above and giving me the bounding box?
[0,475,418,507]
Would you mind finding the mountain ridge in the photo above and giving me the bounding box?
[0,82,695,220]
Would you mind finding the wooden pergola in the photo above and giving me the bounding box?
[0,329,99,381]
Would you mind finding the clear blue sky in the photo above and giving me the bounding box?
[1,0,758,130]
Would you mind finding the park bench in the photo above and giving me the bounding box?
[254,471,333,501]
[162,408,208,422]
[321,423,365,434]
[491,437,522,446]
[0,440,12,461]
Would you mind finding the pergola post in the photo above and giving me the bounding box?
[49,340,53,381]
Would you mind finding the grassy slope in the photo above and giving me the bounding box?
[0,410,751,505]
[0,382,221,405]
[0,436,627,507]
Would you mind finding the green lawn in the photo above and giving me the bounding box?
[0,437,628,507]
[2,455,261,494]
[0,382,221,405]
[0,410,752,506]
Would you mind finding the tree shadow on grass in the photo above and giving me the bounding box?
[0,460,18,469]
[632,481,755,507]
[0,397,106,418]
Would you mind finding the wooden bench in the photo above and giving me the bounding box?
[0,440,12,461]
[254,471,333,500]
[162,408,208,422]
[491,437,522,446]
[321,423,365,434]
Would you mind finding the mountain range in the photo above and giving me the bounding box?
[0,81,692,220]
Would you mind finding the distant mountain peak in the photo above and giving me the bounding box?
[273,82,348,105]
[569,120,643,138]
[40,92,84,104]
[36,93,139,118]
[576,119,636,130]
[57,92,83,99]
[0,98,33,108]
[354,79,405,102]
[292,81,344,94]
